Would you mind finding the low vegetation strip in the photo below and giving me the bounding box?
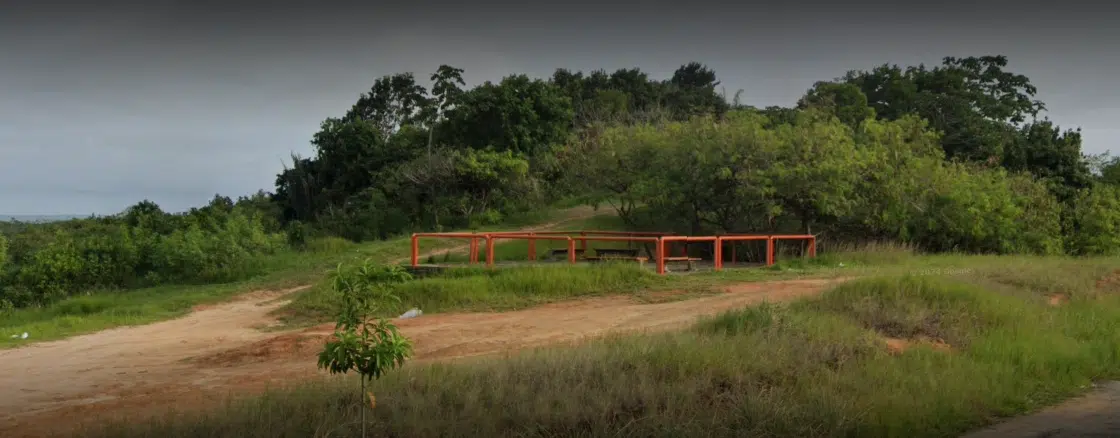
[80,257,1120,438]
[0,208,604,348]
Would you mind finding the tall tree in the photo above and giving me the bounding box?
[797,81,876,129]
[345,73,431,140]
[442,75,574,155]
[1002,119,1092,202]
[844,55,1043,162]
[425,64,466,228]
[665,62,728,120]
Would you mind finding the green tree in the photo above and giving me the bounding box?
[423,65,467,228]
[767,111,864,234]
[443,74,574,155]
[274,153,326,223]
[345,73,432,139]
[1102,158,1120,186]
[0,232,8,270]
[665,62,729,120]
[844,55,1043,162]
[1067,184,1120,255]
[318,261,414,438]
[1002,119,1093,202]
[797,81,876,129]
[844,115,945,241]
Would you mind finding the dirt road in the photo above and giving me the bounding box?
[960,381,1120,438]
[0,277,850,437]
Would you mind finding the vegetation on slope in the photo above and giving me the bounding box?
[81,255,1120,437]
[0,206,593,346]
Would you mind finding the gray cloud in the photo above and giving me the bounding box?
[1,0,1117,214]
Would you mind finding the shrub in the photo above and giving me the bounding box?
[0,209,285,307]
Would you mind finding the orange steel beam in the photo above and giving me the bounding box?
[485,230,674,237]
[573,235,661,264]
[413,231,814,272]
[485,234,576,267]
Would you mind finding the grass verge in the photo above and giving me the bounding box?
[278,263,662,326]
[83,256,1120,437]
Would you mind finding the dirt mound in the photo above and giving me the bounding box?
[1096,269,1120,291]
[190,332,329,367]
[1048,293,1070,307]
[882,336,953,355]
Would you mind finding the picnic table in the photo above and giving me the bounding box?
[548,248,586,259]
[594,248,640,258]
[584,248,648,267]
[662,256,703,271]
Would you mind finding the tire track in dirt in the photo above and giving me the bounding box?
[0,277,851,437]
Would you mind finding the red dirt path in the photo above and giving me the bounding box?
[0,277,851,437]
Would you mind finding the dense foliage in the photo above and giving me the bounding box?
[4,55,1119,308]
[0,195,284,308]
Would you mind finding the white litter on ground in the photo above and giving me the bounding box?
[398,309,423,319]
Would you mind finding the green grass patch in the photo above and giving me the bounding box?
[278,263,661,326]
[83,256,1120,437]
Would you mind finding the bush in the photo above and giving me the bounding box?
[1067,184,1120,256]
[564,109,1069,255]
[0,208,285,308]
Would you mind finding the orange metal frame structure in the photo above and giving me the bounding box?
[410,231,816,275]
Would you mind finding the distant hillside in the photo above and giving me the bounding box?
[0,214,86,223]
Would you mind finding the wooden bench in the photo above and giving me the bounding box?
[585,255,649,268]
[548,248,586,260]
[595,248,640,258]
[662,256,703,271]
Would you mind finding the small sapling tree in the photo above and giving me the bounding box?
[317,260,414,437]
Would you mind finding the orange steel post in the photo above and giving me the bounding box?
[656,238,666,274]
[483,234,577,266]
[473,237,484,264]
[410,234,419,267]
[579,231,587,251]
[659,236,718,273]
[767,235,815,266]
[486,235,496,267]
[527,232,537,261]
[719,235,771,267]
[714,237,723,271]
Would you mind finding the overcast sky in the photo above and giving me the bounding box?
[1,0,1117,215]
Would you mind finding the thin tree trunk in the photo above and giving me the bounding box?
[360,377,367,438]
[427,119,439,230]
